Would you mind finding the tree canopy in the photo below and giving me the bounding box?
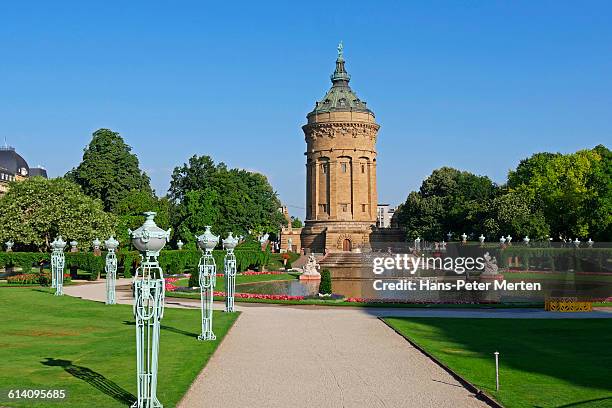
[396,167,497,240]
[0,178,117,251]
[169,155,285,245]
[396,145,611,242]
[66,128,152,212]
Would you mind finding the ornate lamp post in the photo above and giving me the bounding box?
[51,236,67,296]
[222,232,239,313]
[92,238,102,256]
[69,240,78,252]
[105,236,119,305]
[196,226,220,340]
[177,240,184,250]
[5,240,14,252]
[129,212,171,408]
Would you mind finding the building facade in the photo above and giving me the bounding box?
[376,204,396,228]
[294,45,380,253]
[0,146,47,196]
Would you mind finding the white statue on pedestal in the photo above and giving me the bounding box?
[482,252,498,275]
[300,254,321,279]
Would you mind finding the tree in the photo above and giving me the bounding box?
[507,146,611,240]
[487,189,550,239]
[396,167,497,240]
[66,129,152,212]
[291,217,303,228]
[0,178,117,251]
[168,155,217,203]
[169,155,286,243]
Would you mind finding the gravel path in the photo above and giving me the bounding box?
[63,281,611,408]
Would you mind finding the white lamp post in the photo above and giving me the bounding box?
[414,237,421,251]
[51,236,67,296]
[129,212,171,408]
[104,236,119,305]
[222,233,239,313]
[196,226,220,340]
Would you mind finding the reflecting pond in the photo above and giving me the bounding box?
[235,274,612,303]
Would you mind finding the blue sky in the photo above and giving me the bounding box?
[2,1,611,218]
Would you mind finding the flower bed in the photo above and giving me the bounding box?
[213,291,304,301]
[345,297,501,304]
[7,272,70,285]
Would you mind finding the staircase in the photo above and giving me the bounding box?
[319,252,373,279]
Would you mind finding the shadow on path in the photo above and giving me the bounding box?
[41,358,135,406]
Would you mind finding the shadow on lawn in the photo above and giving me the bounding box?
[536,396,612,407]
[122,320,198,338]
[42,358,135,405]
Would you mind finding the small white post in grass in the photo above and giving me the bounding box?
[494,351,500,391]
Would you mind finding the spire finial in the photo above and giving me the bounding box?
[337,41,344,60]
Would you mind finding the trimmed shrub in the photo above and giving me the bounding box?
[188,272,199,288]
[319,269,332,295]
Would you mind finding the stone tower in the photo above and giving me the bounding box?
[300,43,380,252]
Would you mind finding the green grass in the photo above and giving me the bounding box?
[174,272,296,292]
[383,317,612,408]
[502,271,612,282]
[0,288,239,407]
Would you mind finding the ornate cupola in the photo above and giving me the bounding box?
[308,42,373,117]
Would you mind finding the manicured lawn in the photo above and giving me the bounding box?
[174,272,296,292]
[383,317,612,408]
[0,288,239,407]
[503,271,612,282]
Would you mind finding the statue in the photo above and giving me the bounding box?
[337,41,343,58]
[482,252,499,276]
[300,254,321,280]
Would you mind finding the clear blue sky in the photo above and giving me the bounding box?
[2,1,611,218]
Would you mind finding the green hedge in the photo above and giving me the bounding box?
[498,247,612,272]
[0,247,270,278]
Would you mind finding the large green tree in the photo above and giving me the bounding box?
[508,145,611,240]
[0,178,117,251]
[169,155,286,244]
[396,167,497,240]
[66,129,152,212]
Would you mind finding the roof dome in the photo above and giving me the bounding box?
[308,42,373,117]
[0,146,29,177]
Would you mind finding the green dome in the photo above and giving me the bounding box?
[308,45,373,117]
